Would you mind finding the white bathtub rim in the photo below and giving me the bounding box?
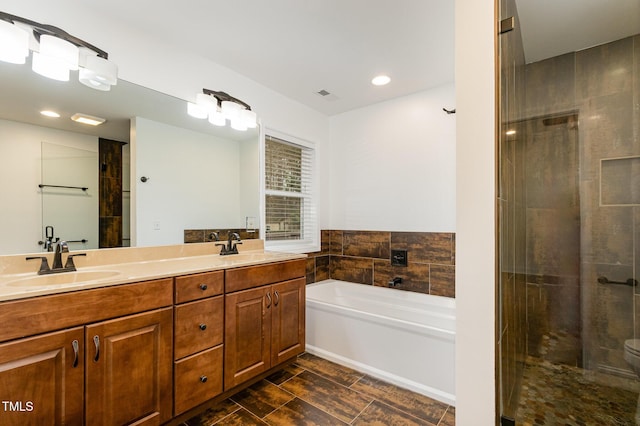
[305,344,456,406]
[307,299,455,342]
[307,280,455,308]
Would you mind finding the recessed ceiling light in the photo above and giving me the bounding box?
[40,110,60,118]
[71,113,106,126]
[506,129,516,135]
[371,75,391,86]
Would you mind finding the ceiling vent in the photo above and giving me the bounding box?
[314,89,340,101]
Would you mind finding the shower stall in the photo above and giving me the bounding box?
[498,1,640,424]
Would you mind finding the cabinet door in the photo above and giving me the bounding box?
[0,327,84,425]
[224,286,271,389]
[85,308,173,426]
[271,278,306,366]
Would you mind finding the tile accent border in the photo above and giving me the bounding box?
[305,230,456,298]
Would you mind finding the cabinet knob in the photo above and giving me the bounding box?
[199,323,207,331]
[200,375,208,383]
[199,284,208,291]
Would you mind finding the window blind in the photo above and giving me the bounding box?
[265,135,316,245]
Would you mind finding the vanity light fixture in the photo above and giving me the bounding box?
[371,75,391,86]
[187,89,257,131]
[71,113,105,126]
[40,110,61,118]
[0,11,118,91]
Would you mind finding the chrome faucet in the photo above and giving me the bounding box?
[26,240,86,275]
[216,232,242,255]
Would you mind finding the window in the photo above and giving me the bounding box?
[264,133,318,252]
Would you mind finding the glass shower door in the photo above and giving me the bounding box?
[498,0,640,424]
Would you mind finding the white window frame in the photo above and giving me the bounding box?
[261,128,319,253]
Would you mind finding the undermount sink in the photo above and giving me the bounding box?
[6,271,121,287]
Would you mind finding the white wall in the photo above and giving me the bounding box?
[0,118,98,254]
[455,0,497,424]
[328,83,456,232]
[132,117,253,247]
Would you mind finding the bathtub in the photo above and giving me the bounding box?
[305,279,455,405]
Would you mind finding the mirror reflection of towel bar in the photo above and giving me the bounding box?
[39,184,88,191]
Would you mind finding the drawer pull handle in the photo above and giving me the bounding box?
[199,323,207,331]
[200,375,208,383]
[93,335,100,362]
[71,339,79,368]
[199,284,208,291]
[274,291,280,306]
[266,291,272,308]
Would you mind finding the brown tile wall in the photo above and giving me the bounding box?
[184,229,260,243]
[305,230,455,298]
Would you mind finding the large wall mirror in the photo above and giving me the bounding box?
[0,60,261,255]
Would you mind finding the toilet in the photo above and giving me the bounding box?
[624,339,640,376]
[624,339,640,424]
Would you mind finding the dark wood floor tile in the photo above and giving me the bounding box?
[230,379,294,418]
[438,406,455,426]
[350,375,449,424]
[353,400,435,426]
[213,408,268,425]
[264,397,348,425]
[295,352,364,386]
[280,370,372,423]
[185,399,240,425]
[266,364,304,385]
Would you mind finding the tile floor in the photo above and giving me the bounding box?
[516,356,640,425]
[183,353,455,425]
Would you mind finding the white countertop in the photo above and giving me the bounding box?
[0,241,306,302]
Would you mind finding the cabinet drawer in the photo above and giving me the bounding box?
[174,297,223,359]
[174,345,223,415]
[225,259,306,293]
[175,270,224,303]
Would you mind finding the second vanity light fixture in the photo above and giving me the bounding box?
[187,89,257,131]
[0,11,118,91]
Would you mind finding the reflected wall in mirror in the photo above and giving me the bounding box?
[0,58,260,255]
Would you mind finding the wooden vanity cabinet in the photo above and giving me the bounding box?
[0,278,174,425]
[173,271,225,415]
[224,260,306,389]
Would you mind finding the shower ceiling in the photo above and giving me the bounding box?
[515,0,640,63]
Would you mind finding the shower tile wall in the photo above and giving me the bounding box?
[576,36,638,374]
[519,35,640,375]
[305,230,456,298]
